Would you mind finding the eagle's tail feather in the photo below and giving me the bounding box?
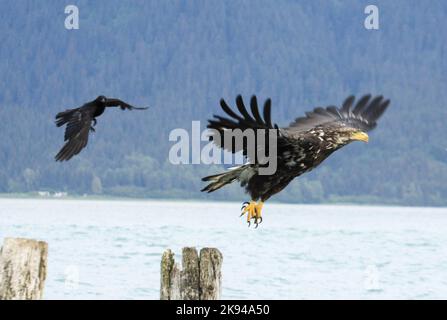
[201,166,247,193]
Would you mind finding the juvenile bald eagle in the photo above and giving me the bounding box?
[201,94,390,227]
[55,96,148,161]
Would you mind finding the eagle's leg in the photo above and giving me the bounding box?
[241,201,264,227]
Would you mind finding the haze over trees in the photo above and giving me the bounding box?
[0,0,446,206]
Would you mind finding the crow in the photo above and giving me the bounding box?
[55,95,148,161]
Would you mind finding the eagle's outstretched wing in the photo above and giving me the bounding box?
[104,98,148,110]
[55,108,93,161]
[206,94,389,164]
[206,95,291,162]
[287,94,390,133]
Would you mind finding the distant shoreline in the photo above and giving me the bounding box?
[0,193,445,209]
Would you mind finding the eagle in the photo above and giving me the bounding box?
[55,95,148,161]
[201,94,390,227]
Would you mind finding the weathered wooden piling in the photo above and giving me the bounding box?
[0,238,48,300]
[160,247,223,300]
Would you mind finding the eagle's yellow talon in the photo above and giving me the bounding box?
[240,201,264,227]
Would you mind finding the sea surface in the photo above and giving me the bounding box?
[0,198,446,299]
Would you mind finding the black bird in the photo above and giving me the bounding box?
[202,94,390,227]
[55,95,148,161]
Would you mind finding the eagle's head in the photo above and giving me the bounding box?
[317,125,369,151]
[332,126,369,145]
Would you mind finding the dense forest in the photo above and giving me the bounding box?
[0,0,446,206]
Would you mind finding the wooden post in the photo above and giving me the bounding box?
[0,238,48,300]
[180,247,200,300]
[160,247,223,300]
[160,249,181,300]
[199,248,223,300]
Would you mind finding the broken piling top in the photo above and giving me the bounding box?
[160,247,223,300]
[0,237,48,300]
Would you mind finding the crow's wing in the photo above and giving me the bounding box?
[287,94,390,133]
[104,98,148,110]
[55,108,93,161]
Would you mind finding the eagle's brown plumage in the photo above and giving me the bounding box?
[201,94,390,226]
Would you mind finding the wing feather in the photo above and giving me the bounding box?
[341,95,355,115]
[263,98,273,128]
[105,98,148,110]
[236,95,256,123]
[55,109,93,161]
[206,95,286,161]
[352,94,372,115]
[250,96,264,125]
[288,94,390,133]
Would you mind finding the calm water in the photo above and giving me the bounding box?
[0,198,446,299]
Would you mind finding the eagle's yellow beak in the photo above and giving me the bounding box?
[350,131,369,143]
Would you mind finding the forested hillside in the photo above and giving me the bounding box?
[0,0,446,205]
